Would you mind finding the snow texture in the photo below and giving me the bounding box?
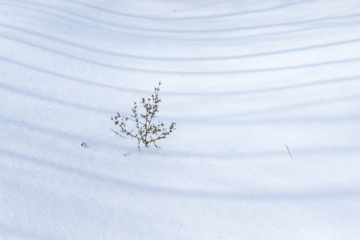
[1,0,360,239]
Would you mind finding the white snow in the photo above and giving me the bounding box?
[1,0,360,239]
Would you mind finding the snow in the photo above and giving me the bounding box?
[1,0,360,239]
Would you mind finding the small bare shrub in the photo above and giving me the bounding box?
[111,82,176,150]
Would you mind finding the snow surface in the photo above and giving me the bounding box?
[1,0,360,239]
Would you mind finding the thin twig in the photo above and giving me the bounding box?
[122,116,145,126]
[285,144,293,159]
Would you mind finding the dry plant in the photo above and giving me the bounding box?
[111,82,176,150]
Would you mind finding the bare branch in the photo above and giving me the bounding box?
[111,81,176,150]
